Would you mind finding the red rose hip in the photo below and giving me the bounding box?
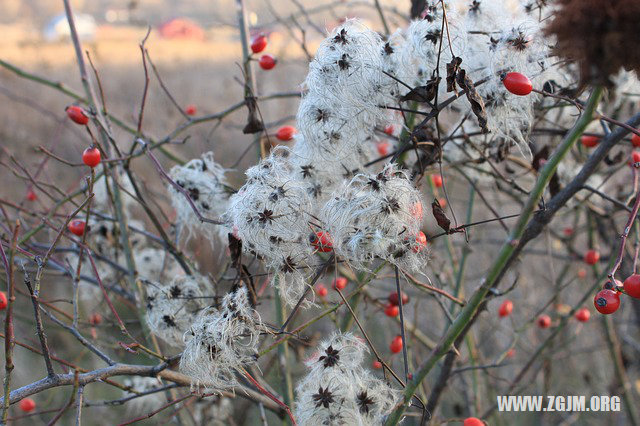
[66,105,89,125]
[82,147,101,168]
[276,125,296,141]
[332,277,347,290]
[594,289,620,314]
[68,219,86,236]
[623,274,640,299]
[463,418,484,426]
[19,397,36,413]
[632,132,640,147]
[584,249,600,265]
[251,34,268,53]
[502,72,533,96]
[498,300,513,318]
[0,291,7,310]
[580,135,600,148]
[575,308,590,323]
[388,291,409,306]
[390,335,403,353]
[537,314,551,328]
[258,54,276,70]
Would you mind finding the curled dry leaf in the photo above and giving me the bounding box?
[446,56,462,93]
[456,69,488,133]
[432,198,451,232]
[401,77,441,103]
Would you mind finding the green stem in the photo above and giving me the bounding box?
[385,86,604,425]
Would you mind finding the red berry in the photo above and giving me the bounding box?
[632,132,640,148]
[66,105,89,125]
[68,219,86,237]
[506,348,516,358]
[388,291,410,306]
[390,335,403,354]
[384,303,399,317]
[310,231,333,252]
[0,292,7,310]
[82,147,101,168]
[584,249,600,265]
[251,34,268,53]
[624,274,640,299]
[258,54,276,70]
[563,227,573,236]
[26,190,37,202]
[89,313,102,325]
[537,314,551,328]
[19,397,36,413]
[332,277,348,290]
[438,197,447,208]
[276,125,296,141]
[372,360,382,369]
[502,72,533,96]
[498,300,513,318]
[575,308,590,323]
[431,174,443,188]
[377,141,390,156]
[632,151,640,165]
[594,289,621,315]
[463,418,484,426]
[384,125,394,136]
[316,284,328,298]
[581,135,600,148]
[412,231,427,253]
[185,104,197,116]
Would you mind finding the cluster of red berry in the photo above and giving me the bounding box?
[384,291,410,318]
[498,298,591,327]
[66,106,102,170]
[250,33,276,70]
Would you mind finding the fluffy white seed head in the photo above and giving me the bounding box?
[145,274,209,346]
[322,164,426,271]
[180,286,262,391]
[295,332,401,425]
[168,152,230,241]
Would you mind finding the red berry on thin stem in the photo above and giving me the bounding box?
[584,249,600,265]
[631,151,640,166]
[316,284,328,298]
[19,397,36,413]
[310,231,332,252]
[66,105,89,125]
[0,291,7,310]
[185,104,197,116]
[276,125,296,141]
[82,147,101,168]
[258,54,276,70]
[68,219,86,237]
[384,125,394,136]
[390,335,403,353]
[26,189,37,202]
[575,308,590,323]
[332,277,348,290]
[251,34,268,53]
[431,174,443,188]
[412,231,427,253]
[372,360,382,369]
[594,289,621,315]
[502,72,533,96]
[377,141,390,156]
[623,274,640,299]
[632,132,640,148]
[463,417,485,426]
[563,227,574,236]
[498,300,513,318]
[537,314,551,328]
[89,313,102,325]
[384,304,399,317]
[388,291,409,306]
[580,135,600,148]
